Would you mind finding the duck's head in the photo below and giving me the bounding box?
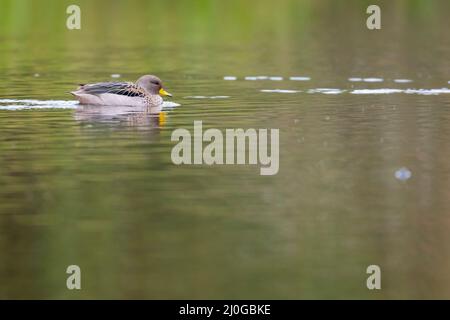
[136,75,172,97]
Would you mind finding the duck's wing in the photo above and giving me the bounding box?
[77,82,146,97]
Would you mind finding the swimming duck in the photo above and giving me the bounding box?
[70,75,172,107]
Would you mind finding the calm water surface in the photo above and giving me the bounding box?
[0,0,450,298]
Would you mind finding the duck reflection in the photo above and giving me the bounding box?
[74,105,167,128]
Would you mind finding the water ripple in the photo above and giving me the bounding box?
[308,88,345,94]
[290,76,311,81]
[0,99,78,110]
[260,89,300,93]
[259,88,450,95]
[394,79,413,83]
[184,96,230,99]
[0,99,180,110]
[351,89,403,95]
[363,78,384,83]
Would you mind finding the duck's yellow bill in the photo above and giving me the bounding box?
[159,88,172,97]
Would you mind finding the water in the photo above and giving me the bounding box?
[395,167,412,181]
[1,0,450,299]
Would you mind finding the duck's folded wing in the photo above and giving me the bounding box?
[78,82,145,97]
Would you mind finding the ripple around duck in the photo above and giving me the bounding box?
[0,99,180,110]
[244,76,284,81]
[228,76,450,88]
[0,99,78,110]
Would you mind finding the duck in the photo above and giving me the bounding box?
[70,75,172,107]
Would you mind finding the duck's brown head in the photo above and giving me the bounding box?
[136,75,172,97]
